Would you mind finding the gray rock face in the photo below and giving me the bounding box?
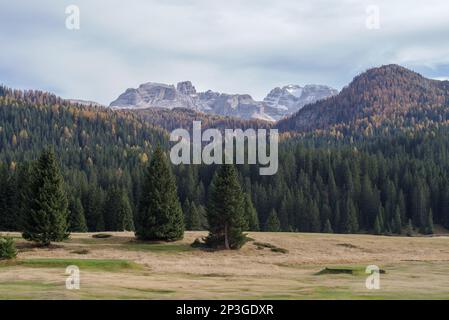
[263,84,338,120]
[110,81,338,122]
[110,82,274,121]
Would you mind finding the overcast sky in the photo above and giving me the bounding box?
[1,0,449,104]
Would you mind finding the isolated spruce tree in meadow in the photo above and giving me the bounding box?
[136,146,184,241]
[22,149,69,246]
[205,164,247,250]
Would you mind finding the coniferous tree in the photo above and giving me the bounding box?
[136,146,184,241]
[265,209,281,232]
[15,162,33,231]
[0,166,17,231]
[425,209,434,235]
[104,187,135,231]
[22,149,69,245]
[186,201,202,231]
[406,219,414,237]
[84,186,105,232]
[243,193,259,231]
[374,213,382,235]
[68,197,87,232]
[339,196,358,233]
[205,164,247,249]
[393,206,402,234]
[323,219,333,233]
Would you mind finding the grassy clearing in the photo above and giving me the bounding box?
[0,258,142,272]
[121,242,196,253]
[1,231,449,299]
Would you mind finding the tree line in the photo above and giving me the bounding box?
[2,86,449,237]
[1,147,250,249]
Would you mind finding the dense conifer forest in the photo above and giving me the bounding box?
[1,67,449,236]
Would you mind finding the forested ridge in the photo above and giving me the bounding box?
[2,64,449,236]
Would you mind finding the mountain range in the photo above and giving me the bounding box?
[109,81,337,122]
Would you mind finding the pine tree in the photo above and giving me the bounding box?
[393,205,402,234]
[374,213,382,235]
[84,186,105,232]
[136,146,184,241]
[186,201,202,231]
[0,166,17,231]
[22,149,69,245]
[120,192,135,231]
[104,187,135,231]
[339,196,358,234]
[406,219,414,237]
[68,197,87,232]
[425,209,434,235]
[205,164,247,249]
[265,209,281,232]
[323,219,333,233]
[243,193,259,231]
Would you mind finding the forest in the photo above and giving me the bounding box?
[1,84,449,236]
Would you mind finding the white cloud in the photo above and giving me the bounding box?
[1,0,449,104]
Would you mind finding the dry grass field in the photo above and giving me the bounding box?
[1,231,449,299]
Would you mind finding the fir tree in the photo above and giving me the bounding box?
[68,197,87,232]
[205,164,247,249]
[425,209,434,235]
[265,209,281,232]
[406,219,414,237]
[186,201,202,231]
[393,205,402,234]
[323,219,333,233]
[339,196,358,234]
[104,187,134,231]
[22,149,69,245]
[136,146,184,241]
[243,193,259,231]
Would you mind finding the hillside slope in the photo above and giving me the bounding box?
[277,65,449,133]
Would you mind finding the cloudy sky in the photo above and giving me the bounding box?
[1,0,449,104]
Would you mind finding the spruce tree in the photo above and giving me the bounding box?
[84,186,105,232]
[104,187,135,231]
[205,164,247,249]
[265,209,281,232]
[425,209,434,235]
[22,149,69,245]
[339,196,358,234]
[406,219,414,237]
[136,146,184,241]
[323,219,333,233]
[68,197,87,232]
[186,201,202,231]
[393,206,402,234]
[374,213,382,235]
[243,193,259,231]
